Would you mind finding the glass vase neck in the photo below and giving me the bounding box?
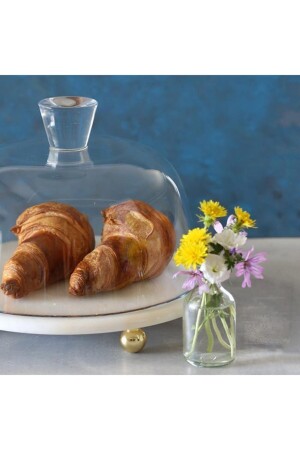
[207,283,223,293]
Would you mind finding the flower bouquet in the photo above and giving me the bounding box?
[174,200,266,367]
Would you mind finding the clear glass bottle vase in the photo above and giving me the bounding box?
[183,283,236,367]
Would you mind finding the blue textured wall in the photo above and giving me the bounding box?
[0,75,299,237]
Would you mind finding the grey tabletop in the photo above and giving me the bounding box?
[0,238,299,375]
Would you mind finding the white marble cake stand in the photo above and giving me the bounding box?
[0,241,185,335]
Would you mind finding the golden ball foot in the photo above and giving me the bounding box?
[120,328,147,353]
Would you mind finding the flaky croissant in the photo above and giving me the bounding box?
[1,202,95,299]
[69,200,176,296]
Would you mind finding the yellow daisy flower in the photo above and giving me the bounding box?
[200,200,227,219]
[174,240,208,270]
[198,200,227,228]
[234,206,256,228]
[180,227,211,245]
[174,227,209,269]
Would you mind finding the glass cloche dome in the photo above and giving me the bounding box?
[0,96,191,334]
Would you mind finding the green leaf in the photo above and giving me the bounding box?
[209,242,224,254]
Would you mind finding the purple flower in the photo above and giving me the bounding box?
[235,247,267,288]
[227,214,237,226]
[173,269,209,294]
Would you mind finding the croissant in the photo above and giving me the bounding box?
[69,200,176,296]
[1,202,95,299]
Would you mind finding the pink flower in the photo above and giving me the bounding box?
[173,270,209,294]
[235,247,267,288]
[214,215,238,233]
[213,221,223,233]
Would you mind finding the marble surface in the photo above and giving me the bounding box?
[0,242,184,319]
[0,238,299,375]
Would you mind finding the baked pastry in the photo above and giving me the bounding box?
[1,202,95,298]
[69,200,176,295]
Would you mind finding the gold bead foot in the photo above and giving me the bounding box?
[120,328,147,353]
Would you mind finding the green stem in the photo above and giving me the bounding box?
[221,317,235,358]
[186,314,212,357]
[188,292,206,355]
[204,313,214,353]
[211,316,231,350]
[230,316,235,345]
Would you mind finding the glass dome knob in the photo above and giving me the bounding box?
[38,96,98,167]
